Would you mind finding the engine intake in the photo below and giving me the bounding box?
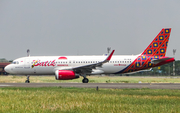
[55,70,79,80]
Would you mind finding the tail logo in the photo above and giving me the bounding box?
[116,28,172,74]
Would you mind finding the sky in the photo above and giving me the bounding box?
[0,0,180,60]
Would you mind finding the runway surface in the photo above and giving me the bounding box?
[1,83,180,89]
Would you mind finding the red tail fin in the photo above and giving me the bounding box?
[117,28,173,74]
[141,28,171,57]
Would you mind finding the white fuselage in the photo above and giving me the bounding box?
[5,55,138,75]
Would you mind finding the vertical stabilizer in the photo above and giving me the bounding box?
[116,28,173,74]
[141,28,171,57]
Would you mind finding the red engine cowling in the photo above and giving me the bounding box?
[55,70,79,80]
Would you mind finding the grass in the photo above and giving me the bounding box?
[0,87,180,113]
[1,75,180,83]
[1,76,180,112]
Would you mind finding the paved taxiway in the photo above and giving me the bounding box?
[0,83,180,89]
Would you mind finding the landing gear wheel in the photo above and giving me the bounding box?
[25,75,30,83]
[25,80,30,83]
[82,78,89,83]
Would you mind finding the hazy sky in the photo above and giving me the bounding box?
[0,0,180,60]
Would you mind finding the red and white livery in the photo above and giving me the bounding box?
[5,28,174,83]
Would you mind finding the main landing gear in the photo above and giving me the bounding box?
[82,78,89,83]
[81,74,89,83]
[25,75,30,83]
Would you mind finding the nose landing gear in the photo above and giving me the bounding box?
[25,75,30,83]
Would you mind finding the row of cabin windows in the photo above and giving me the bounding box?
[32,61,132,64]
[110,61,131,63]
[66,61,132,64]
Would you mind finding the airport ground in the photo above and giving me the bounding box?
[1,75,180,83]
[1,75,180,113]
[1,86,180,113]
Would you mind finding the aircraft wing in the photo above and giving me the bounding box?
[54,50,115,74]
[72,50,115,74]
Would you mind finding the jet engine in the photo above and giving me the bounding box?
[55,70,79,80]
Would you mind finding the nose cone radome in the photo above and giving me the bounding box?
[4,65,11,73]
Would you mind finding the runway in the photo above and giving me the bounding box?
[1,83,180,89]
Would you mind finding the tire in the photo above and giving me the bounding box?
[82,78,89,83]
[25,80,30,83]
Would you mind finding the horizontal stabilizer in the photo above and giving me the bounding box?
[151,57,175,64]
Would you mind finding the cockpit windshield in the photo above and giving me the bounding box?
[11,61,19,64]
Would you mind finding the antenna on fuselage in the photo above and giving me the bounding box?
[27,49,30,57]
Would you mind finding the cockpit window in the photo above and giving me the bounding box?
[11,61,19,64]
[11,61,16,64]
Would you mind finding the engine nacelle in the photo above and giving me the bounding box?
[55,70,79,80]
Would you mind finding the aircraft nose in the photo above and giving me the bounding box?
[4,65,11,73]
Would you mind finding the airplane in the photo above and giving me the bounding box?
[5,28,175,83]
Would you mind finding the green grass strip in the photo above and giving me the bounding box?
[0,87,180,113]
